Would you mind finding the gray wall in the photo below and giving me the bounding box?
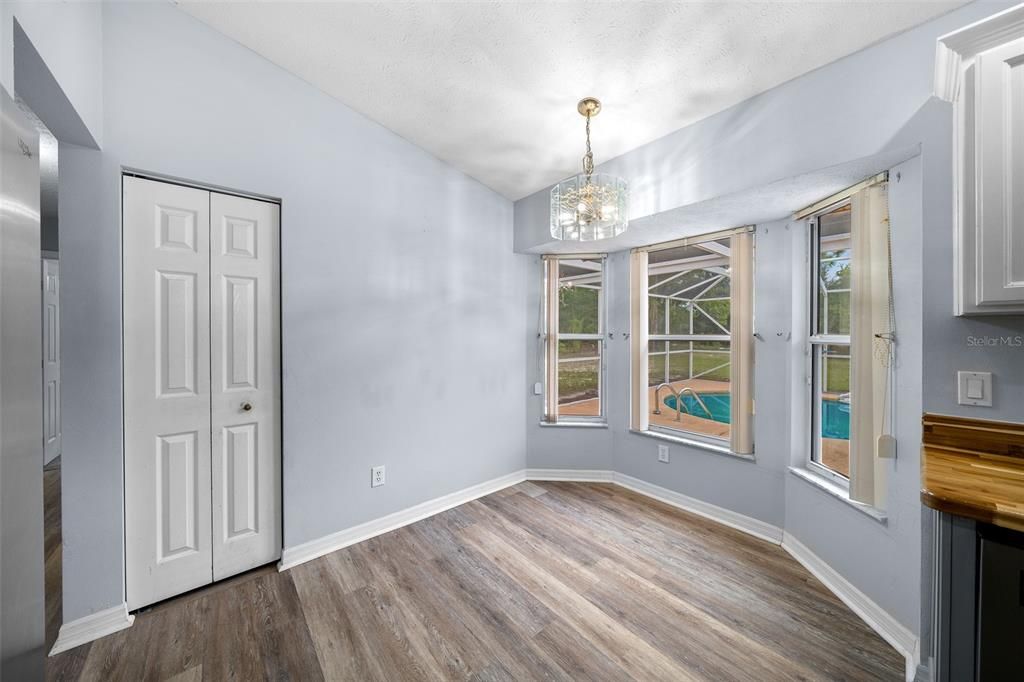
[1,0,103,148]
[519,0,1018,647]
[57,2,526,622]
[607,224,790,527]
[784,152,925,636]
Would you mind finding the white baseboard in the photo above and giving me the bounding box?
[49,603,134,656]
[60,465,913,678]
[611,472,785,544]
[524,467,614,482]
[782,532,919,682]
[527,468,915,679]
[278,469,527,570]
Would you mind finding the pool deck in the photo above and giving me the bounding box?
[559,380,850,477]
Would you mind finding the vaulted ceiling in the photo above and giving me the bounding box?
[177,1,967,200]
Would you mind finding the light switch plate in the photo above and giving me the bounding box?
[533,382,543,396]
[957,371,992,407]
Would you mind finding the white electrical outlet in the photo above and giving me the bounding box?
[657,445,669,463]
[371,465,385,488]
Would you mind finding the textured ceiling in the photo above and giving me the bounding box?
[176,1,967,200]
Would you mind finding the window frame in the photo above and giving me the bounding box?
[642,235,738,446]
[808,201,852,487]
[542,254,608,425]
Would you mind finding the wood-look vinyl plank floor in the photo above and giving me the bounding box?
[47,480,904,681]
[44,458,63,652]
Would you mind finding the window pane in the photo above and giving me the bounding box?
[692,340,731,384]
[647,340,731,440]
[648,341,667,387]
[558,339,600,417]
[813,343,850,478]
[667,341,690,383]
[819,256,850,289]
[558,258,601,335]
[648,296,666,335]
[824,291,851,335]
[667,299,689,334]
[692,299,730,334]
[816,205,852,336]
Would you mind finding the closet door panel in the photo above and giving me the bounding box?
[210,192,281,580]
[123,176,213,610]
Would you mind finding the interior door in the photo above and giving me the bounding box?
[209,193,281,580]
[123,176,213,610]
[42,258,61,464]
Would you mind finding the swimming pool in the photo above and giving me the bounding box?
[662,392,850,440]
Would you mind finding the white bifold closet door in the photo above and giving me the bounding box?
[123,176,280,610]
[209,192,281,582]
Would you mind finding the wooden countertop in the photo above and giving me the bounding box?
[921,413,1024,532]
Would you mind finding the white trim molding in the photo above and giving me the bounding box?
[611,472,783,544]
[782,532,919,682]
[49,603,134,656]
[934,2,1024,101]
[524,468,614,482]
[59,465,915,678]
[528,468,915,679]
[279,469,527,570]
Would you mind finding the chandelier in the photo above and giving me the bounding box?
[550,97,629,241]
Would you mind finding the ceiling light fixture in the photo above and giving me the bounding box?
[550,97,629,241]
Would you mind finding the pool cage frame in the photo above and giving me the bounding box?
[647,248,732,390]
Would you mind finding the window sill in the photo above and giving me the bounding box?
[787,466,888,525]
[538,421,608,429]
[628,429,755,462]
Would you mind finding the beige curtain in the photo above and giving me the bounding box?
[849,185,891,508]
[729,232,755,455]
[542,257,560,422]
[629,250,649,431]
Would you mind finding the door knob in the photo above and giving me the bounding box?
[241,402,253,412]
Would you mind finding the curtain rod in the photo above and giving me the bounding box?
[541,253,607,260]
[631,225,754,254]
[793,172,888,220]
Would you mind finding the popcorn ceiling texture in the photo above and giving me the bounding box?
[177,1,966,200]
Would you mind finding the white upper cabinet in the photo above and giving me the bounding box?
[936,5,1024,316]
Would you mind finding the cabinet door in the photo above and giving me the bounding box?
[123,177,213,610]
[209,192,281,581]
[976,38,1024,306]
[978,533,1024,680]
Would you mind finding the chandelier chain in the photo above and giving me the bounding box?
[582,113,594,178]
